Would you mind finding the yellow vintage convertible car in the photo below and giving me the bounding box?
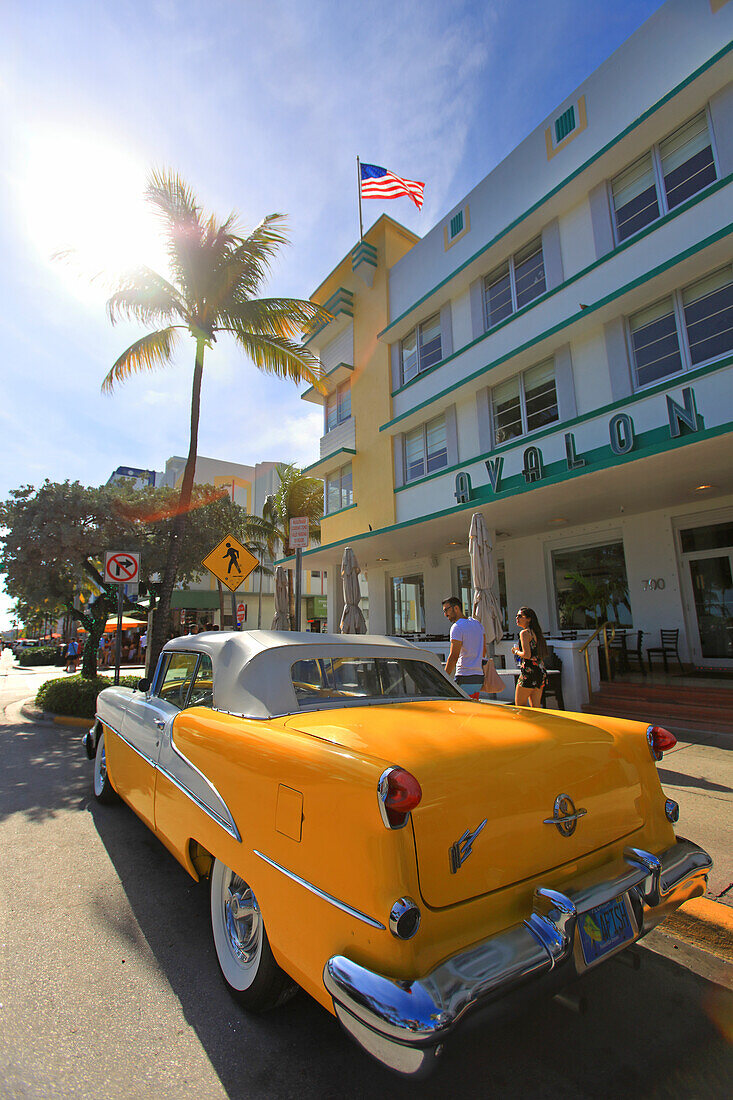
[85,631,711,1076]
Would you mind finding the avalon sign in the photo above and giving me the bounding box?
[455,386,701,502]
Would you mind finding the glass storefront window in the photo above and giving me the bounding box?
[391,574,425,635]
[553,541,632,629]
[456,561,507,631]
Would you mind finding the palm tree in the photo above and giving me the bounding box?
[243,464,324,625]
[103,171,327,669]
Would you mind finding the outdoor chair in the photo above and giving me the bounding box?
[624,629,646,674]
[646,629,683,674]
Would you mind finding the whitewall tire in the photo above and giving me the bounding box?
[92,731,117,804]
[209,858,296,1011]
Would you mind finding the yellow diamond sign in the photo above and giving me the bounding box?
[202,534,259,592]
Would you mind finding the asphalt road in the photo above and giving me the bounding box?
[1,656,731,1098]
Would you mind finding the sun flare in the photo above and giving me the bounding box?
[17,129,169,300]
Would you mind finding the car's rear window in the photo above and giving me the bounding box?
[291,656,462,705]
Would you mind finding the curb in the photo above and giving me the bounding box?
[658,897,733,963]
[20,700,91,730]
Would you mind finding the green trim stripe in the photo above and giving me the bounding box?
[278,417,733,565]
[380,222,733,434]
[379,40,733,340]
[322,502,358,520]
[394,354,733,493]
[390,173,732,398]
[302,446,357,476]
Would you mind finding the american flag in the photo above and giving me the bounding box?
[360,163,425,210]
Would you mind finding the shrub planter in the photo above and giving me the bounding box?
[35,674,142,719]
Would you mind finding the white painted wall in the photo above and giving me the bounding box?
[558,198,596,279]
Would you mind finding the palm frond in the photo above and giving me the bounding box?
[101,327,182,394]
[211,215,291,302]
[218,298,330,341]
[227,331,325,391]
[106,267,188,326]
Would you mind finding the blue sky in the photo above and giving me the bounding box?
[0,0,665,629]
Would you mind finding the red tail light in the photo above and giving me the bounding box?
[379,767,422,828]
[647,725,677,760]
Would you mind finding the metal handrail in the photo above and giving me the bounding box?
[579,622,617,700]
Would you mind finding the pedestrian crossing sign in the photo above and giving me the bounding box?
[202,534,259,592]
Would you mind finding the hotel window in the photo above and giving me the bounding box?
[628,264,733,388]
[404,414,448,482]
[483,237,546,329]
[492,359,558,445]
[325,381,351,432]
[391,574,425,635]
[325,463,353,514]
[611,110,717,243]
[456,561,508,632]
[553,542,632,630]
[400,313,442,384]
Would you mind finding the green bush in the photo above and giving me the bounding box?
[35,674,142,718]
[18,646,61,667]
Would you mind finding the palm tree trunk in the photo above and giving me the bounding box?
[148,336,206,672]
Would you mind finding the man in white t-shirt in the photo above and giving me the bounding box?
[442,596,486,693]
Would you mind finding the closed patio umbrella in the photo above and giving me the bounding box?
[339,546,367,634]
[469,512,503,646]
[272,566,291,630]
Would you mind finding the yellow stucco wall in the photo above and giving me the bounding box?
[316,216,418,547]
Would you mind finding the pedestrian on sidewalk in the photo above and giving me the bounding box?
[442,596,486,696]
[65,637,80,674]
[511,606,548,707]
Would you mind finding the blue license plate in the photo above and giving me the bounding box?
[578,895,634,966]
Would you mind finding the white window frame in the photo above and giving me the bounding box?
[625,264,733,392]
[483,237,546,332]
[324,462,353,514]
[403,413,448,483]
[324,381,351,433]
[400,313,442,386]
[490,360,559,446]
[609,105,719,247]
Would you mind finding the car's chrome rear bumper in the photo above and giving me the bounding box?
[323,838,711,1077]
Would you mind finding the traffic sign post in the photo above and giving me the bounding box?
[104,551,141,685]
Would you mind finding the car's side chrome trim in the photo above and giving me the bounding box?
[109,723,158,768]
[156,761,241,843]
[167,732,241,843]
[95,714,122,740]
[254,850,386,930]
[97,713,240,843]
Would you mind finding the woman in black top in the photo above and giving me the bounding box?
[511,606,548,708]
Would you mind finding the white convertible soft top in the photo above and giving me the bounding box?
[161,630,450,718]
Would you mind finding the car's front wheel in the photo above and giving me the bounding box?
[210,858,297,1011]
[93,730,117,804]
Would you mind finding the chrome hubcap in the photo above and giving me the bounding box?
[224,875,261,964]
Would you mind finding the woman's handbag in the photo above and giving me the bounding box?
[482,658,504,694]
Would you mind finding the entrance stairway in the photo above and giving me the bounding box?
[582,679,733,737]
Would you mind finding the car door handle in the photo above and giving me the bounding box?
[154,719,165,730]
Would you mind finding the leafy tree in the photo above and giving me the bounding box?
[101,170,327,671]
[1,479,245,677]
[247,463,324,624]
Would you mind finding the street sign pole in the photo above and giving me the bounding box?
[294,547,302,632]
[231,591,237,630]
[114,584,123,685]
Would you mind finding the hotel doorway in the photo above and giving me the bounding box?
[680,520,733,667]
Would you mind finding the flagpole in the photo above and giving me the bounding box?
[356,155,364,240]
